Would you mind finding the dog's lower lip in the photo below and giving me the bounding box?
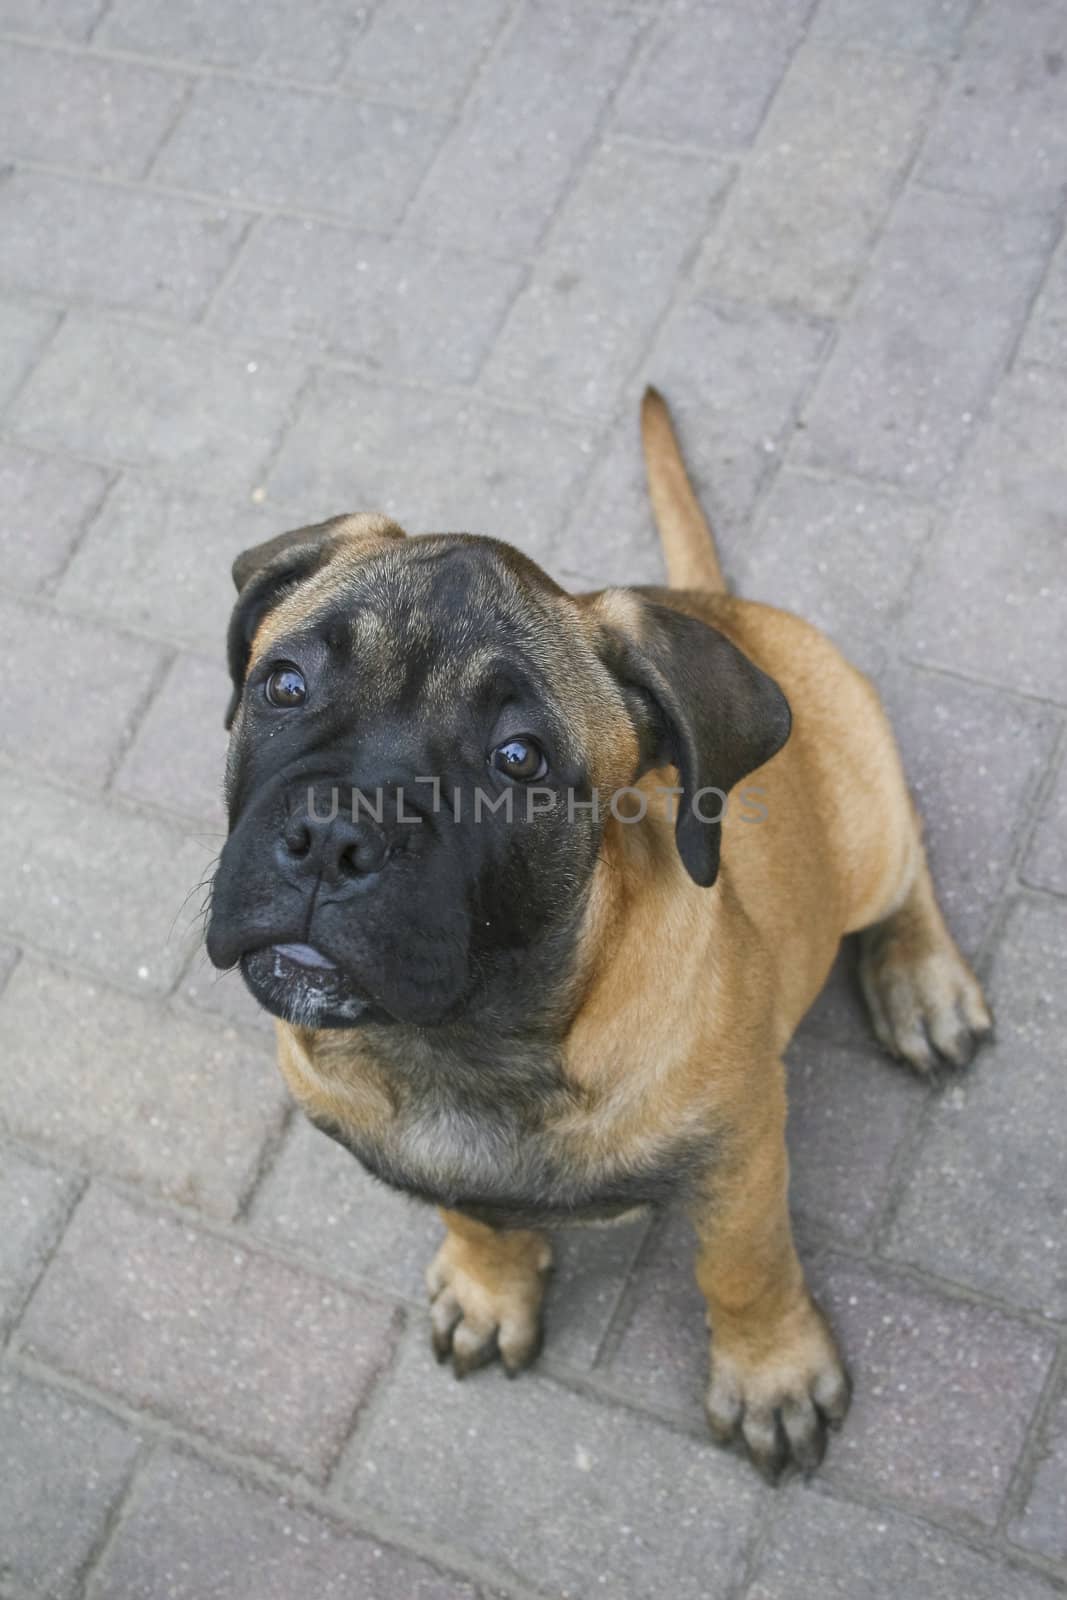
[270,942,337,970]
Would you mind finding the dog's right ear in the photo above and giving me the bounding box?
[225,512,404,729]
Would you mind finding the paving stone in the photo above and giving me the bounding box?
[701,47,940,317]
[785,1037,923,1243]
[99,0,365,84]
[918,0,1067,203]
[89,1446,479,1600]
[0,442,109,591]
[0,774,213,993]
[249,1117,649,1367]
[0,0,104,38]
[1023,749,1067,895]
[408,1,643,255]
[555,298,828,588]
[878,665,1059,954]
[887,896,1067,1319]
[0,43,187,177]
[749,1486,1062,1600]
[154,78,444,225]
[115,652,229,825]
[483,142,730,417]
[342,1330,763,1600]
[0,172,246,321]
[56,475,282,652]
[811,1254,1055,1522]
[248,1117,444,1301]
[20,1185,403,1479]
[901,366,1067,697]
[11,318,306,494]
[0,1371,141,1600]
[795,190,1057,492]
[0,1147,77,1334]
[1008,1375,1067,1565]
[0,299,57,413]
[210,216,523,384]
[0,593,163,787]
[1021,237,1067,367]
[345,0,509,106]
[0,959,288,1218]
[613,0,815,149]
[810,0,975,53]
[604,1210,708,1420]
[267,371,599,552]
[737,470,933,676]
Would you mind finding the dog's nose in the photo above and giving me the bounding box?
[277,812,389,884]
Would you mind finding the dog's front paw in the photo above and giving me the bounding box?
[704,1294,850,1483]
[426,1229,552,1379]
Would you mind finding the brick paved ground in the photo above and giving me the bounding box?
[1,1,1065,1596]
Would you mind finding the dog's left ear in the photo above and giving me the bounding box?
[225,521,338,730]
[225,512,405,729]
[601,596,791,887]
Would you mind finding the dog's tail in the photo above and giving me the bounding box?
[641,385,726,594]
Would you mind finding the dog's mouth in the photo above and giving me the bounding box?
[239,943,381,1029]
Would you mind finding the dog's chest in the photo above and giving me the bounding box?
[280,1026,690,1226]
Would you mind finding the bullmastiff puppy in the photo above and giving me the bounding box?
[206,389,992,1480]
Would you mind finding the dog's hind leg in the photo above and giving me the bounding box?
[857,851,993,1078]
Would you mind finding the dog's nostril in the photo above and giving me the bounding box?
[339,835,388,877]
[284,820,312,858]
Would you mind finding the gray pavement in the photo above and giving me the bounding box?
[1,1,1066,1596]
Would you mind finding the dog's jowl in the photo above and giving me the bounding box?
[207,389,992,1482]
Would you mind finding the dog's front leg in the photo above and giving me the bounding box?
[427,1210,553,1378]
[691,1076,850,1482]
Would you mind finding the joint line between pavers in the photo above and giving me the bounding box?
[501,6,655,264]
[1007,717,1067,890]
[101,644,176,793]
[586,1205,674,1373]
[232,1101,298,1224]
[0,305,66,428]
[773,31,970,481]
[84,0,118,47]
[389,0,526,239]
[136,67,196,182]
[996,1336,1067,1544]
[0,26,468,115]
[72,1431,155,1599]
[896,655,1067,717]
[194,209,267,329]
[2,1172,91,1358]
[320,1302,409,1492]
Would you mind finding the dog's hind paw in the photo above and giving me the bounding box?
[859,937,993,1080]
[426,1227,551,1379]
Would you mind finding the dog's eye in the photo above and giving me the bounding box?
[265,664,307,708]
[490,738,548,783]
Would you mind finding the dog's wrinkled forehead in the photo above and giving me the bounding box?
[251,534,608,729]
